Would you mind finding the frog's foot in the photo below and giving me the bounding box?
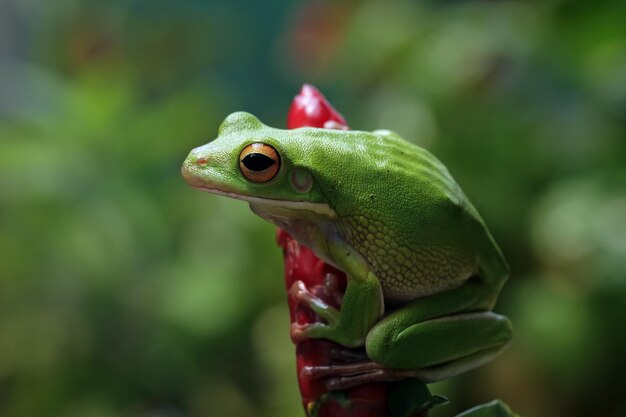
[291,322,328,344]
[301,361,419,391]
[290,320,360,345]
[289,280,340,324]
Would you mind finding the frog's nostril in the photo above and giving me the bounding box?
[196,157,208,166]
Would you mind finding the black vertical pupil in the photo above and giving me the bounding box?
[242,153,275,171]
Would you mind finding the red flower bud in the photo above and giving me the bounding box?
[279,85,389,417]
[287,84,348,130]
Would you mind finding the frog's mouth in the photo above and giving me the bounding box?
[190,184,337,218]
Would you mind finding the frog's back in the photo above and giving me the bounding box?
[308,129,500,304]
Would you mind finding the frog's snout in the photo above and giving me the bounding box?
[187,153,209,168]
[180,158,196,186]
[181,147,211,187]
[187,145,212,167]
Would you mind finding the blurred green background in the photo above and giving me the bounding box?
[1,0,625,416]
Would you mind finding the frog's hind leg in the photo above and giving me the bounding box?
[304,339,506,390]
[363,278,513,380]
[300,280,512,389]
[302,277,511,389]
[305,310,511,390]
[365,308,512,382]
[371,311,511,379]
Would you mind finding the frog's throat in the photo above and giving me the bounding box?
[191,185,337,218]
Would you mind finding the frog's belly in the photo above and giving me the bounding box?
[340,217,475,305]
[373,247,475,305]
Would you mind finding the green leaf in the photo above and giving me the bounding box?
[455,400,520,417]
[388,379,449,417]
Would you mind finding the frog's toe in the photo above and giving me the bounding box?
[301,361,383,380]
[323,366,420,391]
[290,322,329,343]
[288,280,313,302]
[288,280,340,324]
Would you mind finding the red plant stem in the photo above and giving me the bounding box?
[278,85,390,417]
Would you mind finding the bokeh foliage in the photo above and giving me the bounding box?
[1,1,625,416]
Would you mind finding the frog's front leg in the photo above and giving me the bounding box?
[289,279,342,343]
[289,280,340,324]
[292,239,384,348]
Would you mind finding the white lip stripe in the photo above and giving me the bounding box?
[192,186,337,218]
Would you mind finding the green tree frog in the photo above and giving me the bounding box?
[182,112,512,388]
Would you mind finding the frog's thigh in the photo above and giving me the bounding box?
[366,310,512,372]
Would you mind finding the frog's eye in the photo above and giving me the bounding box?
[239,143,281,183]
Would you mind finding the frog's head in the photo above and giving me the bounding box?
[181,112,336,218]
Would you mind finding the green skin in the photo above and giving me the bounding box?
[182,112,512,388]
